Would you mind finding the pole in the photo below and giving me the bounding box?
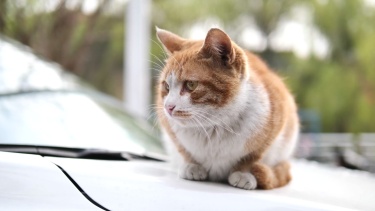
[124,0,151,118]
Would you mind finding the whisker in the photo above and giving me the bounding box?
[151,39,168,60]
[196,109,237,134]
[148,109,167,131]
[147,104,164,110]
[150,52,165,68]
[148,59,164,70]
[169,54,183,70]
[191,116,212,143]
[151,69,163,75]
[192,109,239,135]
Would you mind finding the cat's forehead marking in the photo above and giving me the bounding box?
[166,69,183,82]
[166,72,180,87]
[166,72,174,83]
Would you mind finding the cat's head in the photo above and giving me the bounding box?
[156,27,249,127]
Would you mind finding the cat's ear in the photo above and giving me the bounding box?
[156,27,185,56]
[200,28,236,64]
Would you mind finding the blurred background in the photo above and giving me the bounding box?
[1,0,374,170]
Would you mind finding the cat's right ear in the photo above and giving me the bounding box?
[156,27,185,56]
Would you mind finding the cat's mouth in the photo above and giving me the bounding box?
[170,110,192,119]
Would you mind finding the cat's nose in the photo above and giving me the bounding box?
[166,104,176,115]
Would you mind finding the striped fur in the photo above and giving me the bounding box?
[156,28,299,190]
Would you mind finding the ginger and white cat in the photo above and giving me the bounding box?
[156,27,299,190]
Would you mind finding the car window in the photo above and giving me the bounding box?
[0,37,79,94]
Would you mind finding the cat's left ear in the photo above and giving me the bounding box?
[199,28,236,65]
[156,27,185,56]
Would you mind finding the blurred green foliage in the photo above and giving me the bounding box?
[152,0,375,133]
[0,0,125,98]
[0,0,374,132]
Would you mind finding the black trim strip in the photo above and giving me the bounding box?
[55,165,110,211]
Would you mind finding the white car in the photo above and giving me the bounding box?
[1,36,374,211]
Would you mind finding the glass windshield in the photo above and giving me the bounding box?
[0,36,80,94]
[0,91,165,157]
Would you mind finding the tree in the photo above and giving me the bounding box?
[0,0,125,98]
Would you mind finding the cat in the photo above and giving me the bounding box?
[155,27,299,190]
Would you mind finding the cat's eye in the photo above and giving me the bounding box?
[185,81,198,92]
[163,82,169,92]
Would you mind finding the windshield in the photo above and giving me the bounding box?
[0,36,80,94]
[0,91,165,157]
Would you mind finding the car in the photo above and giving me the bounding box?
[1,36,374,211]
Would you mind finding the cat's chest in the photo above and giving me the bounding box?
[174,127,248,180]
[179,128,246,155]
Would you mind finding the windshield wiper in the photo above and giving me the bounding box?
[0,144,163,161]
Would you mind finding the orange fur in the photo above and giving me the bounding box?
[156,28,299,190]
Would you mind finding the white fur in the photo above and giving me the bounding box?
[228,171,257,190]
[179,163,208,180]
[161,128,182,169]
[261,95,299,167]
[164,76,272,181]
[261,123,299,167]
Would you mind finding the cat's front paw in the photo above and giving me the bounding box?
[228,171,257,190]
[179,163,208,181]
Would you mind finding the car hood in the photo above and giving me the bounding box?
[47,156,375,211]
[2,151,374,211]
[0,151,101,211]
